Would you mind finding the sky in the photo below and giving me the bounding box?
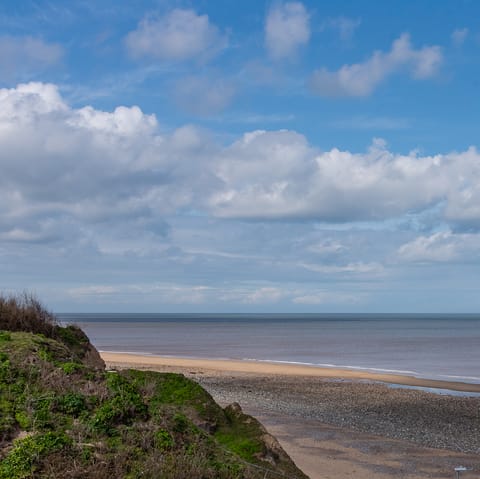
[1,0,480,313]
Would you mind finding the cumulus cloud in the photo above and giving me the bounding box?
[0,35,63,81]
[125,9,227,62]
[0,82,216,249]
[310,33,443,97]
[4,81,480,258]
[209,133,447,221]
[209,133,480,229]
[173,75,235,116]
[265,2,310,60]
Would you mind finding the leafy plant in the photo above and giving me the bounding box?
[154,428,174,450]
[57,392,87,416]
[0,432,71,479]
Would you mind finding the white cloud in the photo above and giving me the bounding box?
[310,33,442,97]
[5,82,480,260]
[208,135,480,228]
[0,35,63,81]
[125,9,227,62]
[209,132,449,221]
[0,82,217,250]
[174,76,235,116]
[451,28,468,46]
[265,2,310,60]
[300,262,384,275]
[397,231,480,263]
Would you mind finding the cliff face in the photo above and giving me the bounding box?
[0,323,307,479]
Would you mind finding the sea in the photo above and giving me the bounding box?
[58,313,480,384]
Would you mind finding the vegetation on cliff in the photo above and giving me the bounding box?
[0,294,306,478]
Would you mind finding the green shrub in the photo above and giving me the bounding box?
[154,428,174,450]
[0,397,16,439]
[14,410,30,429]
[0,352,10,382]
[38,347,55,363]
[57,392,87,416]
[31,396,55,429]
[90,373,147,434]
[0,331,11,342]
[172,413,190,433]
[59,361,83,374]
[0,431,71,479]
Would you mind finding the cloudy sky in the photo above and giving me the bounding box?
[1,0,480,313]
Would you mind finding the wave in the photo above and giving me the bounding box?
[243,358,419,376]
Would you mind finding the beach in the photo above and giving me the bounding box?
[101,352,480,479]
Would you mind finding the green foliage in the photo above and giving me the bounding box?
[0,352,10,382]
[31,396,55,429]
[154,428,174,450]
[58,361,83,374]
[55,324,88,347]
[0,396,16,439]
[14,410,30,429]
[215,406,264,463]
[38,346,55,363]
[0,316,305,479]
[0,432,71,479]
[56,392,87,416]
[152,373,206,404]
[90,372,147,434]
[0,331,11,342]
[215,433,262,461]
[172,412,190,433]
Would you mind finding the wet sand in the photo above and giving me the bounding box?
[101,352,480,479]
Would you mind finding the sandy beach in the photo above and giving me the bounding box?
[100,352,480,393]
[101,352,480,479]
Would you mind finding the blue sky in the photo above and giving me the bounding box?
[1,0,480,312]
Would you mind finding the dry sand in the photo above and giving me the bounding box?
[100,352,480,393]
[101,352,480,479]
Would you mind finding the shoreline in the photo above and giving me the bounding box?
[102,350,480,478]
[100,351,480,393]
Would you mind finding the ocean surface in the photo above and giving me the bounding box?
[58,313,480,383]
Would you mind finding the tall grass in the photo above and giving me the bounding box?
[0,293,58,338]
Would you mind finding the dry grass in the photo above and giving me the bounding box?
[0,293,57,339]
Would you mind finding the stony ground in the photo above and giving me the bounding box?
[193,374,480,454]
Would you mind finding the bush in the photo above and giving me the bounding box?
[0,331,11,342]
[59,361,83,375]
[90,373,148,434]
[56,392,87,416]
[0,293,57,339]
[0,431,71,479]
[154,428,174,450]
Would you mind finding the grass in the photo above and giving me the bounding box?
[0,293,307,478]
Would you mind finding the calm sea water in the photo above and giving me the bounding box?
[58,313,480,383]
